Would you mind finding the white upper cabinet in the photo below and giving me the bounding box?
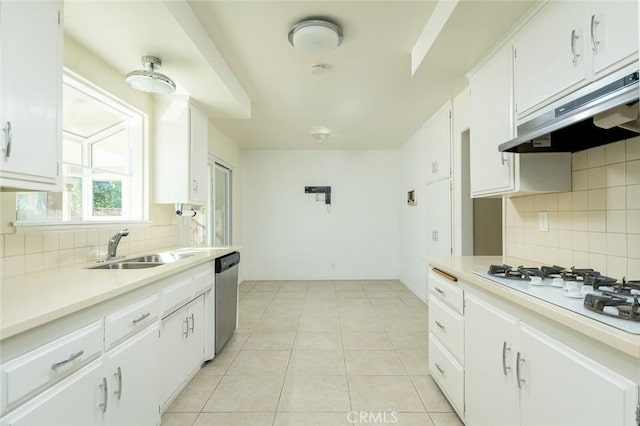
[0,1,62,191]
[425,178,452,257]
[425,101,452,185]
[514,1,638,118]
[153,96,208,205]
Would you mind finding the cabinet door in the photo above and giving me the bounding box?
[590,1,639,77]
[518,324,638,426]
[425,179,451,257]
[0,1,62,190]
[514,1,589,116]
[0,360,105,426]
[184,295,205,375]
[469,45,516,197]
[189,105,208,204]
[464,294,518,426]
[425,103,452,184]
[105,324,160,426]
[159,304,189,408]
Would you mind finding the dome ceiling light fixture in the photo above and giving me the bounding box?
[125,56,176,94]
[311,64,330,75]
[288,18,343,55]
[311,127,331,143]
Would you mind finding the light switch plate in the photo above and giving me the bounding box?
[538,212,549,232]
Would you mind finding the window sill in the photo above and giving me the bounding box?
[12,220,154,232]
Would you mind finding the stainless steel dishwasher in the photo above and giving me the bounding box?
[215,252,240,354]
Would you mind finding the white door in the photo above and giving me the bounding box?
[464,294,519,426]
[469,45,516,197]
[425,178,452,257]
[514,1,589,116]
[0,360,105,426]
[159,304,189,408]
[184,295,205,376]
[105,324,160,426]
[0,1,61,190]
[518,324,638,426]
[590,1,639,78]
[189,105,208,204]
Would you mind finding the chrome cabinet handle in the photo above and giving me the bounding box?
[189,313,195,333]
[99,377,108,413]
[183,317,189,337]
[132,312,151,324]
[434,362,445,374]
[435,320,446,331]
[590,15,600,53]
[501,152,509,165]
[51,350,84,370]
[502,342,512,376]
[192,179,198,192]
[3,121,12,158]
[434,230,438,242]
[434,287,445,296]
[114,366,123,400]
[434,161,438,173]
[570,29,581,64]
[516,352,526,388]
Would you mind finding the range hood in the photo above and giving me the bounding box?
[499,71,639,153]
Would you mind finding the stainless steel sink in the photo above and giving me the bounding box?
[127,253,193,263]
[89,262,164,270]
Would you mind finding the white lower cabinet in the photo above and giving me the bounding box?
[104,324,160,426]
[160,294,205,409]
[464,292,638,426]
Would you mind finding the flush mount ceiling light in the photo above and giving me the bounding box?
[125,56,176,94]
[288,19,343,55]
[311,127,331,143]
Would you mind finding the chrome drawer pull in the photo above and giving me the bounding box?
[99,377,108,413]
[435,320,446,331]
[570,29,581,64]
[3,121,12,158]
[590,14,600,53]
[51,350,84,370]
[189,313,195,333]
[132,312,151,324]
[502,341,511,376]
[183,317,189,337]
[434,362,445,375]
[114,366,123,400]
[516,352,526,388]
[434,287,445,296]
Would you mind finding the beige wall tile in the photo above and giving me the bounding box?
[558,212,573,230]
[606,233,627,257]
[572,191,588,210]
[558,192,572,211]
[629,258,640,277]
[605,140,626,164]
[573,231,589,252]
[627,185,640,209]
[558,249,574,266]
[605,163,626,187]
[86,230,100,246]
[589,232,606,254]
[588,189,605,210]
[606,256,627,278]
[558,230,573,249]
[588,211,606,232]
[573,150,588,170]
[574,251,590,266]
[2,256,24,277]
[628,210,640,234]
[59,231,74,250]
[628,160,640,185]
[43,231,59,252]
[589,253,607,272]
[627,137,640,161]
[24,253,43,274]
[588,166,606,189]
[546,230,559,248]
[572,211,589,231]
[572,170,588,191]
[606,210,626,233]
[0,235,4,258]
[606,187,626,210]
[4,233,25,257]
[74,230,88,248]
[24,232,43,254]
[587,146,606,168]
[628,235,640,259]
[59,249,75,267]
[43,251,60,270]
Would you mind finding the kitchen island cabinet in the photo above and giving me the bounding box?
[0,0,62,191]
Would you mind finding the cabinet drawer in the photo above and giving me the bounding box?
[428,334,464,415]
[192,262,213,295]
[429,297,464,363]
[161,275,193,316]
[429,269,463,314]
[0,320,103,411]
[104,294,160,350]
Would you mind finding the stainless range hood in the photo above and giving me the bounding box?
[499,71,639,153]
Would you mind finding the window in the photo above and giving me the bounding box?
[16,72,146,223]
[211,162,232,246]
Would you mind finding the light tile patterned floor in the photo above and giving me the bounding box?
[161,280,463,426]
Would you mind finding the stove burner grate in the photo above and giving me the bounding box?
[584,293,640,322]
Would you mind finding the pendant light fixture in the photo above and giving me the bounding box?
[288,19,343,55]
[125,56,176,94]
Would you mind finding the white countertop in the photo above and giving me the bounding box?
[0,246,241,341]
[427,255,640,359]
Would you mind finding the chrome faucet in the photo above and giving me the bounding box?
[107,228,129,260]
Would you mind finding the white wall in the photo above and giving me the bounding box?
[243,150,399,280]
[398,127,428,300]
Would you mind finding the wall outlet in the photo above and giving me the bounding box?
[538,212,549,232]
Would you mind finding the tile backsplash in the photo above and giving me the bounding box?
[0,224,180,278]
[505,137,640,278]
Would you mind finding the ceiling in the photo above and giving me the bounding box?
[64,1,535,150]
